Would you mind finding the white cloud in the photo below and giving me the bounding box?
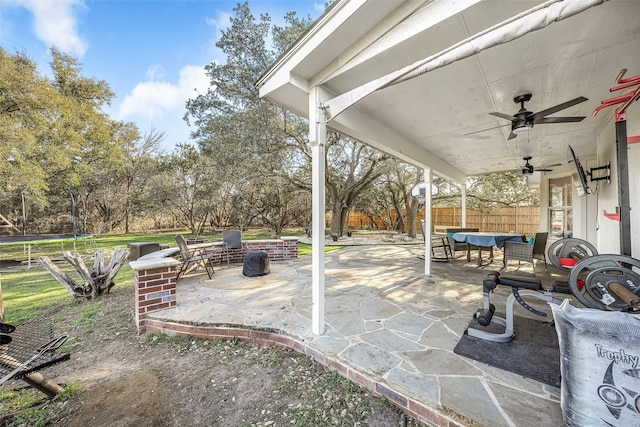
[146,65,166,81]
[116,65,210,147]
[8,0,87,57]
[205,11,232,42]
[118,65,210,121]
[178,65,211,98]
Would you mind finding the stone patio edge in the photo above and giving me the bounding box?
[144,318,465,427]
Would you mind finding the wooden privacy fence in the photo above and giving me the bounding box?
[340,206,541,237]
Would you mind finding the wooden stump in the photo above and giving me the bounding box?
[38,248,130,301]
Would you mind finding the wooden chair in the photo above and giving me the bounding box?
[418,220,451,261]
[431,236,452,261]
[175,234,214,279]
[503,232,548,270]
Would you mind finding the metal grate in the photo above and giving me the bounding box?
[0,317,69,382]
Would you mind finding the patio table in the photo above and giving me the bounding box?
[452,232,525,266]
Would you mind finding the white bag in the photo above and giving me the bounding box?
[552,300,640,426]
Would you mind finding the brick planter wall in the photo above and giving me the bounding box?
[134,265,177,333]
[210,237,298,265]
[131,237,298,333]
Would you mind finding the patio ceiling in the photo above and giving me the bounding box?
[258,0,640,183]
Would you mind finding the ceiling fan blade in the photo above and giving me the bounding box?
[465,123,511,136]
[541,163,562,168]
[507,131,518,140]
[534,116,586,124]
[489,111,517,121]
[531,96,588,120]
[530,162,562,172]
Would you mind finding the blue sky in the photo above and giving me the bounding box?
[0,0,325,150]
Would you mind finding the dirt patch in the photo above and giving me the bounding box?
[2,280,424,426]
[67,368,170,427]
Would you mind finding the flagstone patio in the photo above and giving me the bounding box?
[145,244,566,426]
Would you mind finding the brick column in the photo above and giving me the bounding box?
[281,236,298,259]
[130,256,180,333]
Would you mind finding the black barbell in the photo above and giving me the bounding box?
[568,254,640,311]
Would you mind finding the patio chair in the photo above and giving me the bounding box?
[221,229,243,266]
[419,220,450,261]
[431,236,452,261]
[503,232,548,270]
[175,234,214,279]
[445,228,480,258]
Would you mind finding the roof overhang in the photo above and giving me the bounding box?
[258,0,640,183]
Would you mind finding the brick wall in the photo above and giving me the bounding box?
[135,266,177,333]
[132,238,298,333]
[209,238,298,265]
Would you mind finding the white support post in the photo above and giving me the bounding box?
[424,168,432,275]
[461,182,467,227]
[310,88,326,335]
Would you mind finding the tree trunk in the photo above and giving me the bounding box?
[330,204,342,236]
[38,248,130,301]
[394,204,405,233]
[405,167,423,238]
[339,208,350,235]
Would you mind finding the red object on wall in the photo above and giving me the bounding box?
[603,210,621,221]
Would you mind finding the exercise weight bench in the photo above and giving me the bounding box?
[469,271,572,343]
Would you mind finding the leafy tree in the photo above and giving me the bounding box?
[1,48,61,212]
[386,162,422,237]
[0,47,122,232]
[253,176,309,236]
[185,2,388,235]
[323,135,388,235]
[118,126,164,233]
[433,172,540,212]
[154,144,219,236]
[81,125,164,234]
[352,161,421,236]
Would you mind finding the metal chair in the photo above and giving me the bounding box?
[175,234,214,279]
[503,232,548,270]
[221,230,242,266]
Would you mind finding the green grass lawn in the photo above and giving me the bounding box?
[1,229,342,325]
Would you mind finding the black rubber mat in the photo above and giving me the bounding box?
[454,314,561,387]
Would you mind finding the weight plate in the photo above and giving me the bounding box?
[568,254,640,310]
[547,238,598,272]
[584,266,640,310]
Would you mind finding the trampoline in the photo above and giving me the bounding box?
[0,234,94,269]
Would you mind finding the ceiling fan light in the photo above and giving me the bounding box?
[512,122,533,134]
